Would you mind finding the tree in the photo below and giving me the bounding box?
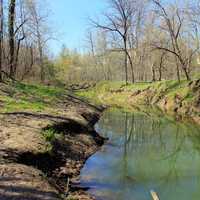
[0,0,3,81]
[85,31,99,78]
[152,0,199,81]
[25,0,52,82]
[8,0,16,78]
[91,0,136,84]
[27,0,44,82]
[0,0,55,83]
[158,51,166,81]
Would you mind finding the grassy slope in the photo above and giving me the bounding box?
[0,82,65,113]
[77,79,200,124]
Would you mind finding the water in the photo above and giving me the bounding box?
[80,108,200,200]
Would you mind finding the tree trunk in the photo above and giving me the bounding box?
[124,36,128,85]
[158,67,162,81]
[36,31,44,82]
[159,52,165,81]
[175,57,180,83]
[176,65,180,83]
[124,52,128,85]
[183,66,190,81]
[8,0,16,78]
[14,35,25,74]
[39,44,44,82]
[36,22,44,82]
[151,64,156,82]
[0,0,3,81]
[126,50,135,83]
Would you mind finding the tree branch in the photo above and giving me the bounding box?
[14,19,28,35]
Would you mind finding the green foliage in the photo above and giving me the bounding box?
[42,128,57,142]
[54,46,85,84]
[3,98,45,113]
[42,128,65,144]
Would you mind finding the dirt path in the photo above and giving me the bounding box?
[0,93,105,200]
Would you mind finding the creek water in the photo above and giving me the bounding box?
[80,108,200,200]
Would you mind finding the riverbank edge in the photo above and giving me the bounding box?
[77,79,200,125]
[0,82,106,200]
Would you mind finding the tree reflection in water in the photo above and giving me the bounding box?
[82,109,200,200]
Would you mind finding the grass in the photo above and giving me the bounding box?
[42,128,65,142]
[0,78,198,121]
[0,82,65,113]
[42,128,57,142]
[77,81,151,105]
[77,81,150,106]
[41,128,65,153]
[76,79,198,113]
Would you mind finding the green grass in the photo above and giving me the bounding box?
[41,128,65,153]
[42,128,57,142]
[76,79,198,112]
[14,82,64,98]
[0,82,65,112]
[76,81,151,103]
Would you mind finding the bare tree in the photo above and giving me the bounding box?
[29,1,44,82]
[152,0,199,81]
[91,0,136,84]
[25,0,52,82]
[128,0,149,81]
[85,31,99,78]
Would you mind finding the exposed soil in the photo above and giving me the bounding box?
[0,91,106,200]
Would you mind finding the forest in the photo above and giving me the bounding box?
[0,0,200,85]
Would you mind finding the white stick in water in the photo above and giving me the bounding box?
[150,190,160,200]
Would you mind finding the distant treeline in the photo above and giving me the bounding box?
[1,0,200,85]
[56,0,200,84]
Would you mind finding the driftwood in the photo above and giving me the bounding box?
[150,190,160,200]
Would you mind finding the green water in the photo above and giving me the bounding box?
[80,108,200,200]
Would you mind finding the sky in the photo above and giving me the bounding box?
[46,0,106,55]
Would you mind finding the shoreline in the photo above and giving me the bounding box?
[0,88,106,200]
[77,79,200,126]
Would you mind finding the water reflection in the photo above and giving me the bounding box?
[80,109,200,200]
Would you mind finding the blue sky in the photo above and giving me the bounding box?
[46,0,106,55]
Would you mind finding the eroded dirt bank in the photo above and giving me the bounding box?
[128,79,200,124]
[0,85,106,200]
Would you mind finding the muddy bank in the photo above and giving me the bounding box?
[0,93,106,200]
